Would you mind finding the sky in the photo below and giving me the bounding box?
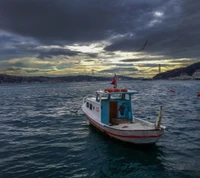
[0,0,200,78]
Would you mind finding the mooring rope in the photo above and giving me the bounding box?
[70,106,82,114]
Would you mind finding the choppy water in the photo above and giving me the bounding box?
[0,80,200,178]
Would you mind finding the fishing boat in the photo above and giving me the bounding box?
[82,75,166,144]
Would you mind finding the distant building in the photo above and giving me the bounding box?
[179,73,191,80]
[170,72,192,80]
[192,69,200,80]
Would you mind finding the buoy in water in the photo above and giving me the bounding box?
[197,93,200,97]
[170,90,175,92]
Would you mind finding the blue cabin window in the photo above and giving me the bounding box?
[110,94,122,100]
[101,95,108,100]
[125,94,130,100]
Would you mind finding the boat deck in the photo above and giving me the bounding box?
[111,118,131,125]
[109,118,156,130]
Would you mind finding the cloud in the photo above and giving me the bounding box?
[103,0,200,60]
[121,59,146,62]
[0,32,102,61]
[0,0,167,44]
[120,57,167,62]
[100,67,138,74]
[86,53,99,58]
[0,37,84,61]
[0,0,200,77]
[36,48,81,59]
[4,66,58,75]
[84,59,96,62]
[115,63,134,67]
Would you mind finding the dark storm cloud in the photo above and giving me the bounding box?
[0,34,39,60]
[121,59,145,62]
[0,43,82,60]
[0,0,199,71]
[0,32,100,60]
[0,35,14,46]
[31,47,99,60]
[86,53,98,58]
[84,59,96,62]
[120,58,169,62]
[36,48,81,59]
[0,48,27,60]
[104,0,200,59]
[0,0,166,44]
[11,42,80,57]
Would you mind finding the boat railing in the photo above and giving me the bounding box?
[83,94,96,103]
[83,97,86,104]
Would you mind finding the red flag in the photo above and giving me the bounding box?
[111,74,117,86]
[111,78,116,85]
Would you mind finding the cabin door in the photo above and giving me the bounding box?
[109,102,118,124]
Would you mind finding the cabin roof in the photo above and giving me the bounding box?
[96,90,138,95]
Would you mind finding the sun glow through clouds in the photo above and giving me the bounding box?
[154,11,164,17]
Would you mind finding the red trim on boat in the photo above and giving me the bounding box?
[105,130,163,138]
[85,114,104,132]
[84,113,163,139]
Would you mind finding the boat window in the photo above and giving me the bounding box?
[101,95,108,100]
[86,102,89,108]
[90,103,92,110]
[125,94,130,100]
[110,94,122,100]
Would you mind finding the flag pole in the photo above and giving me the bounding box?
[111,73,117,88]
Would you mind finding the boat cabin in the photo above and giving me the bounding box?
[96,89,138,125]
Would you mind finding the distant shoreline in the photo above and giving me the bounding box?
[0,74,141,84]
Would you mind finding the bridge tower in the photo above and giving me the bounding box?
[158,64,161,74]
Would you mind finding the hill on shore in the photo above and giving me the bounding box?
[0,74,135,84]
[153,62,200,79]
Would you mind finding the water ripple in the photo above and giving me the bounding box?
[0,81,200,178]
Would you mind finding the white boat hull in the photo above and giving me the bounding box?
[84,112,164,144]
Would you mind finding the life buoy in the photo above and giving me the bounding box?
[121,89,128,92]
[104,88,128,93]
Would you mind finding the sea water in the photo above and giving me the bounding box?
[0,80,200,178]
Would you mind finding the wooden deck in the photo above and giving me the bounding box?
[110,118,131,125]
[109,118,156,130]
